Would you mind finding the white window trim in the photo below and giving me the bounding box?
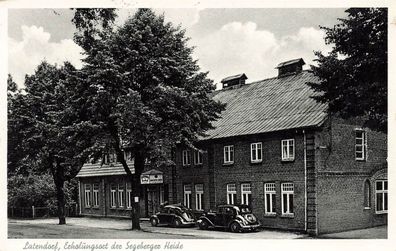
[182,150,191,166]
[251,142,263,163]
[118,184,125,208]
[93,183,99,207]
[227,184,237,205]
[184,185,192,208]
[375,180,388,214]
[126,183,132,209]
[195,184,204,211]
[281,139,295,161]
[264,183,276,215]
[281,183,294,216]
[110,185,117,208]
[241,183,252,205]
[194,150,203,165]
[84,184,91,208]
[355,130,367,161]
[224,145,234,164]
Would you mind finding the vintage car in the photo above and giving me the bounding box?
[150,204,196,227]
[197,204,261,232]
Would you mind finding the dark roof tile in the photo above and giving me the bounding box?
[203,71,327,140]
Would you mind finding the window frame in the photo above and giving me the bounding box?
[126,182,132,209]
[110,184,117,208]
[227,184,237,205]
[375,180,388,214]
[281,139,295,161]
[118,183,125,208]
[264,183,276,215]
[224,145,234,164]
[92,183,100,207]
[251,142,263,163]
[195,184,204,211]
[183,184,192,208]
[194,150,203,165]
[84,184,92,208]
[355,130,367,161]
[281,183,294,216]
[241,183,252,206]
[182,150,191,166]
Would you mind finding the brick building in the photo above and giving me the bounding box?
[76,58,387,235]
[174,58,387,235]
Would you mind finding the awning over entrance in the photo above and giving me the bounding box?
[140,169,163,184]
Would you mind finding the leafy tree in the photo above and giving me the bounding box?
[8,173,77,216]
[73,8,225,229]
[9,62,100,224]
[308,8,387,132]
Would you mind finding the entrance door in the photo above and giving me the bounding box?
[147,187,159,216]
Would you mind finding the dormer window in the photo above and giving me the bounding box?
[276,58,305,78]
[221,74,248,89]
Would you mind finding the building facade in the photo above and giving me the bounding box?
[76,58,387,235]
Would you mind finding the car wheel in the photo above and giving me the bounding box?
[173,218,182,227]
[230,222,241,233]
[150,218,158,227]
[198,220,209,230]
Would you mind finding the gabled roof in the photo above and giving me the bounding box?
[76,162,134,177]
[275,58,305,68]
[142,169,163,175]
[221,73,247,83]
[203,70,327,140]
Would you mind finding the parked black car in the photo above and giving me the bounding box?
[197,205,260,232]
[150,204,196,227]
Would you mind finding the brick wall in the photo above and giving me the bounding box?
[174,145,211,211]
[175,129,309,231]
[315,117,387,234]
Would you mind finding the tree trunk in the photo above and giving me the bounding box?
[55,178,66,225]
[53,159,66,225]
[130,151,145,230]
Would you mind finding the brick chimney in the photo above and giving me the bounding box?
[221,73,248,89]
[276,58,305,78]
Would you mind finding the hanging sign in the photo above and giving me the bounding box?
[140,173,163,184]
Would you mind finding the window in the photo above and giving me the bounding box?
[124,151,133,162]
[84,184,91,207]
[109,152,117,163]
[93,183,99,207]
[224,145,234,164]
[126,182,132,209]
[251,142,262,162]
[375,180,388,213]
[118,183,125,207]
[103,154,108,164]
[195,184,204,210]
[182,150,191,166]
[194,150,203,165]
[281,139,295,161]
[227,184,236,205]
[364,180,371,209]
[264,183,276,214]
[241,183,252,205]
[355,130,367,160]
[281,183,294,215]
[184,184,192,208]
[110,184,117,208]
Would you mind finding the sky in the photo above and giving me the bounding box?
[8,8,347,89]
